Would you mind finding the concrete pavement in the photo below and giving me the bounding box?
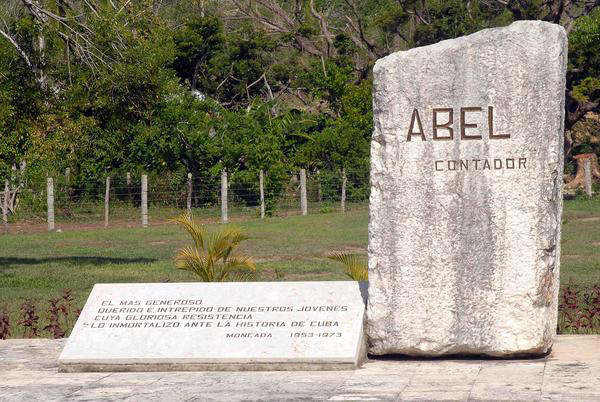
[1,336,599,401]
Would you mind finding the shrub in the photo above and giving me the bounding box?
[172,214,256,281]
[0,306,10,340]
[43,298,65,339]
[18,300,40,338]
[558,283,600,334]
[0,289,81,339]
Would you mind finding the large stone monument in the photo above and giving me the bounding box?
[367,21,567,356]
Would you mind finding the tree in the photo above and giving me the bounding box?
[173,14,224,92]
[0,0,599,203]
[567,7,600,143]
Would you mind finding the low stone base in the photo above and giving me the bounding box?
[59,331,368,372]
[58,360,363,373]
[368,347,552,360]
[366,339,553,358]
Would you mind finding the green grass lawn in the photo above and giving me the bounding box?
[1,199,599,337]
[561,197,600,286]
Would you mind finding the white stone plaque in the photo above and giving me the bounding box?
[59,281,366,372]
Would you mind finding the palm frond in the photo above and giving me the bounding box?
[171,214,206,251]
[328,253,368,281]
[172,214,254,282]
[228,270,257,282]
[210,226,248,260]
[175,246,211,281]
[225,255,256,272]
[223,256,256,282]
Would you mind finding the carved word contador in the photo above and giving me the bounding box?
[406,106,509,141]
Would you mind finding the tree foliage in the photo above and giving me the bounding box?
[0,0,599,186]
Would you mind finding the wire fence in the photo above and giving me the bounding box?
[1,169,370,234]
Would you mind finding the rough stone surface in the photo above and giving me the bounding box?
[59,281,366,371]
[368,21,567,356]
[2,336,600,401]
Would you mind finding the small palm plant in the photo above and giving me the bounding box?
[172,214,256,282]
[327,253,368,281]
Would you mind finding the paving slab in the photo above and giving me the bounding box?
[1,336,599,401]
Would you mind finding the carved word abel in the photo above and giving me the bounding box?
[407,106,509,141]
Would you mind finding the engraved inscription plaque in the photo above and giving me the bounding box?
[59,282,366,372]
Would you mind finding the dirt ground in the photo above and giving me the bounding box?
[3,211,303,235]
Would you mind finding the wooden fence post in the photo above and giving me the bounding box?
[47,177,55,232]
[104,176,110,228]
[126,172,132,203]
[341,168,347,213]
[317,169,322,203]
[141,174,148,228]
[65,168,71,203]
[187,173,193,216]
[221,169,228,223]
[259,170,265,219]
[3,180,8,235]
[300,169,307,216]
[584,159,592,197]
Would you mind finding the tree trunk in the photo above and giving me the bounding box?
[565,153,600,190]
